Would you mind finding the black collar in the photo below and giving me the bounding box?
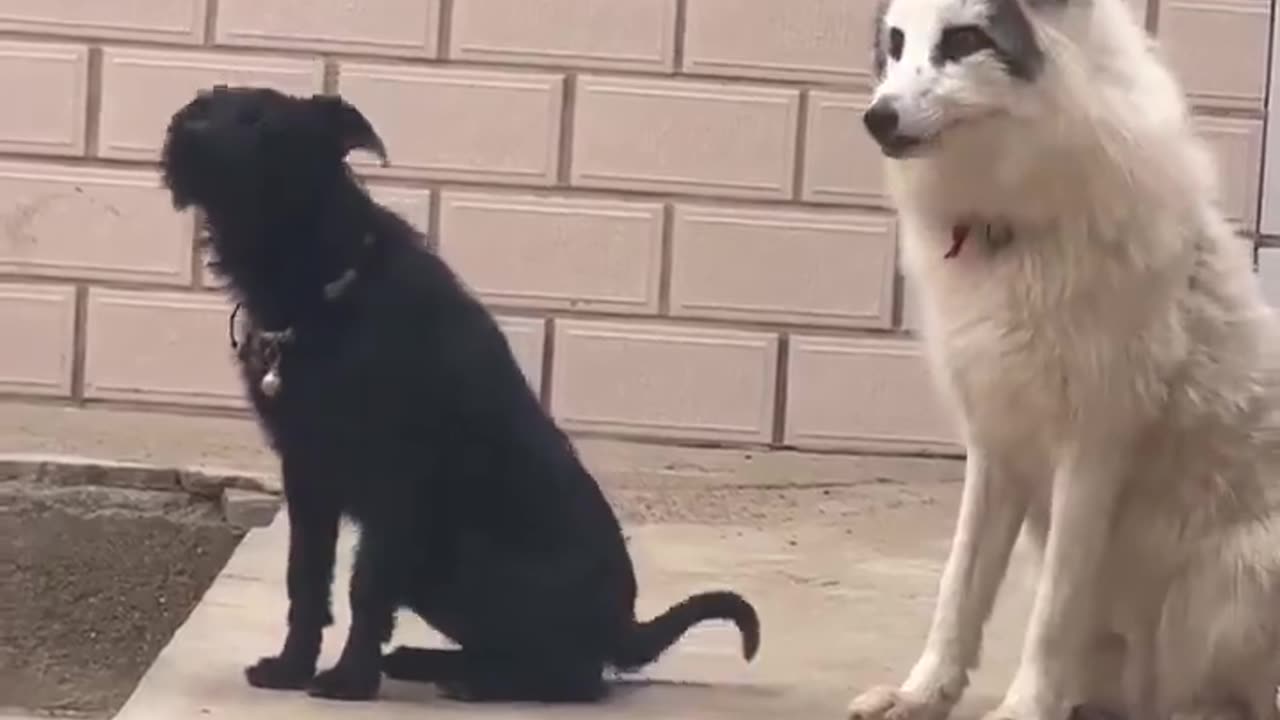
[228,232,374,398]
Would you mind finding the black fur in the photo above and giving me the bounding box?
[159,86,759,704]
[984,0,1045,81]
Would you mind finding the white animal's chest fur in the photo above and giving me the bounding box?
[907,223,1160,467]
[904,222,1181,607]
[932,270,1070,453]
[905,208,1280,552]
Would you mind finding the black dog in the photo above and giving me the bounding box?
[159,86,760,703]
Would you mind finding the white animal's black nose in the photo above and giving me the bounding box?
[863,100,900,145]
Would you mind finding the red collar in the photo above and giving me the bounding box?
[945,223,1015,259]
[945,224,969,259]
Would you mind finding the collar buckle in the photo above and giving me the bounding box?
[226,232,374,399]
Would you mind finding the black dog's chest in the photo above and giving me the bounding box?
[236,332,433,512]
[238,341,360,450]
[237,341,296,421]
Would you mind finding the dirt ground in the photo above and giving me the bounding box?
[0,482,243,718]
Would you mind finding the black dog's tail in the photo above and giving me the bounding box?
[612,591,760,670]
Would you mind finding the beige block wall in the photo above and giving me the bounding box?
[0,0,1269,456]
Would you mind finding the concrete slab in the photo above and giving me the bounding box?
[0,403,275,477]
[3,401,1025,718]
[112,490,1037,720]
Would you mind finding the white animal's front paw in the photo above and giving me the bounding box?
[847,685,953,720]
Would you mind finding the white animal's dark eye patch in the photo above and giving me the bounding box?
[934,25,995,64]
[888,27,905,61]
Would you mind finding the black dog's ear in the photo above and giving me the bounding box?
[310,94,389,166]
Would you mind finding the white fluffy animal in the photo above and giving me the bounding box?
[847,1,1280,719]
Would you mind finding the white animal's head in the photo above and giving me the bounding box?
[862,0,1207,224]
[864,0,1066,159]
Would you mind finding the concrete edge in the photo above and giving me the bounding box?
[0,401,969,532]
[0,453,282,530]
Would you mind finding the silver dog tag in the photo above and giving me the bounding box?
[260,367,282,397]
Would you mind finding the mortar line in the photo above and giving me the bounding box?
[556,74,578,186]
[656,204,676,315]
[70,284,89,404]
[203,0,220,45]
[83,46,103,158]
[673,0,689,73]
[771,333,791,445]
[437,0,456,59]
[539,317,556,410]
[791,90,811,202]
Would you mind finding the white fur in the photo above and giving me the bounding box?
[847,1,1280,719]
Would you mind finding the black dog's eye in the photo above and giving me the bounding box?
[936,25,993,63]
[888,27,905,61]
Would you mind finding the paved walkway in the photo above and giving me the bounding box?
[0,402,1035,719]
[112,494,1036,719]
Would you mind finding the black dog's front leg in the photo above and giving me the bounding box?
[246,483,340,690]
[307,526,399,701]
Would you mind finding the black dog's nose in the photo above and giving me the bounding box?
[863,100,900,145]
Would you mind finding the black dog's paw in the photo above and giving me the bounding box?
[307,665,380,701]
[245,654,315,690]
[381,646,417,679]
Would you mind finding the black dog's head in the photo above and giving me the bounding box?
[161,87,389,309]
[161,86,387,221]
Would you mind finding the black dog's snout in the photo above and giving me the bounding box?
[181,85,231,131]
[181,102,212,132]
[863,99,900,145]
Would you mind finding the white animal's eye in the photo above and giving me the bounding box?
[888,27,904,61]
[936,25,993,63]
